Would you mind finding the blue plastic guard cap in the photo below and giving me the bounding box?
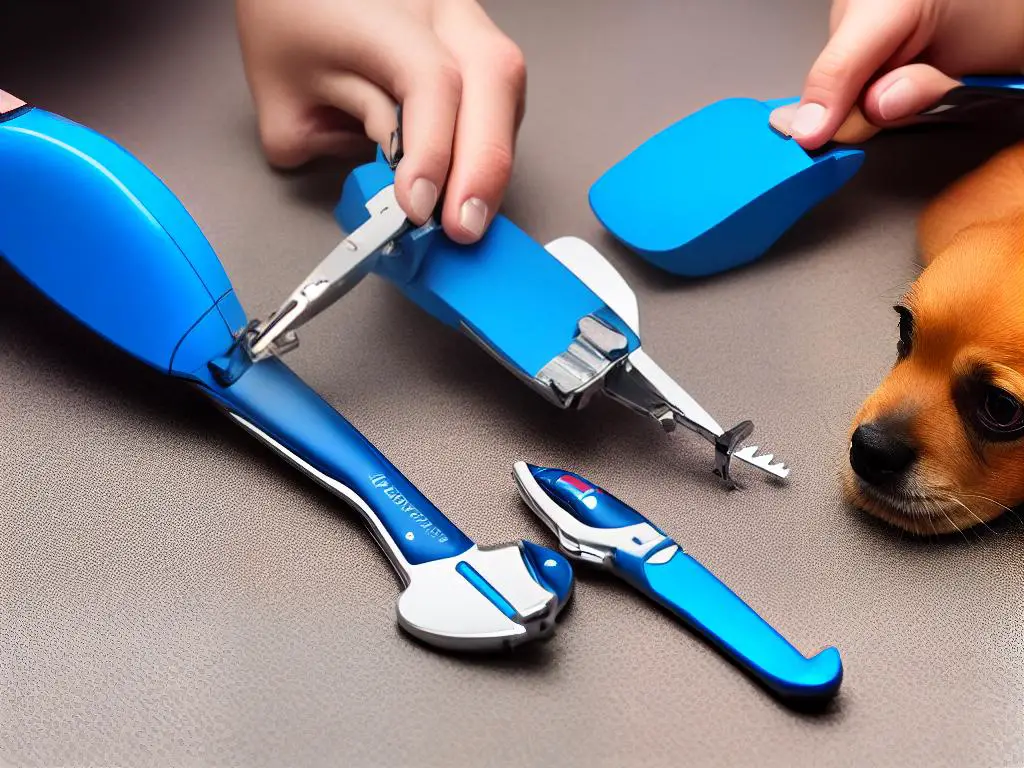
[589,97,864,277]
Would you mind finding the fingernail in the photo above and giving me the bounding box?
[768,104,798,136]
[877,78,917,122]
[409,177,438,222]
[789,102,827,138]
[0,89,25,114]
[459,198,488,239]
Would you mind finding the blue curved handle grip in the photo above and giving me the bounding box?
[336,162,640,378]
[197,358,474,567]
[588,97,865,277]
[615,546,843,701]
[527,465,657,531]
[0,105,472,571]
[0,106,239,371]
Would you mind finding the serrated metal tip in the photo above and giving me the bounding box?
[732,445,790,479]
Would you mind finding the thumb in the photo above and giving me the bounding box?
[770,102,881,145]
[772,0,919,149]
[861,63,961,127]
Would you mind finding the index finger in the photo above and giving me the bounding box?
[331,7,463,226]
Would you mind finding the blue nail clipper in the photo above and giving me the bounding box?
[0,102,574,652]
[589,75,1024,277]
[251,117,789,486]
[512,462,843,702]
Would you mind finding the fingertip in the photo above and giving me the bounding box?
[833,105,881,144]
[769,102,832,149]
[768,103,797,136]
[394,165,442,226]
[0,89,26,114]
[863,64,960,126]
[441,197,490,244]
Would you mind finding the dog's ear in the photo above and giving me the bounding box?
[918,142,1024,265]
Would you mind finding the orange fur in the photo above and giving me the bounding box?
[847,143,1024,533]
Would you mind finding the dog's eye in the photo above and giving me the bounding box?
[893,305,914,360]
[979,386,1024,434]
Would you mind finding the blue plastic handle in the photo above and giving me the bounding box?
[0,106,241,371]
[197,357,474,567]
[615,546,843,701]
[0,104,473,570]
[528,466,658,531]
[336,162,641,379]
[524,463,843,702]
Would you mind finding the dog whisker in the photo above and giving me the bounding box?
[938,504,972,544]
[955,492,1013,515]
[942,494,998,536]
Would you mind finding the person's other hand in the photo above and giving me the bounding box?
[770,0,1024,148]
[236,0,526,244]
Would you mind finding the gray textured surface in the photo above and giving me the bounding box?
[2,2,1024,767]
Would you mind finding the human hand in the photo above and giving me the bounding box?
[235,0,526,244]
[770,0,1024,148]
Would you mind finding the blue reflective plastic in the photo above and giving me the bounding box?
[592,78,1024,279]
[456,561,518,619]
[519,539,575,605]
[0,106,473,569]
[195,357,474,566]
[528,463,843,702]
[0,108,234,370]
[589,97,864,277]
[336,162,641,379]
[960,75,1024,89]
[613,546,843,701]
[527,465,653,531]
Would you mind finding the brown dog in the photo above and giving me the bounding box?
[847,142,1024,534]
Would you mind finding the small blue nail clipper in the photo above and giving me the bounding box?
[0,102,574,652]
[252,118,789,485]
[513,462,843,702]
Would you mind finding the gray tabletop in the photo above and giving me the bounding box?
[2,2,1023,767]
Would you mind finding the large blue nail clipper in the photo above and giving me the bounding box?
[251,121,789,486]
[512,462,843,702]
[589,75,1024,277]
[0,102,574,652]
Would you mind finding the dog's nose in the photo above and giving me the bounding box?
[850,422,917,486]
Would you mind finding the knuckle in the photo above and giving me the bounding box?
[490,39,527,91]
[416,145,454,176]
[806,47,854,99]
[434,57,464,99]
[258,118,308,168]
[474,140,514,185]
[814,47,853,87]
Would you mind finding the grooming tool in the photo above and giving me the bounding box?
[257,134,788,485]
[248,107,424,359]
[590,75,1024,277]
[589,97,865,277]
[513,462,843,702]
[917,75,1024,122]
[0,102,573,652]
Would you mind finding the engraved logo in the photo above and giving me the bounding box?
[369,473,449,544]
